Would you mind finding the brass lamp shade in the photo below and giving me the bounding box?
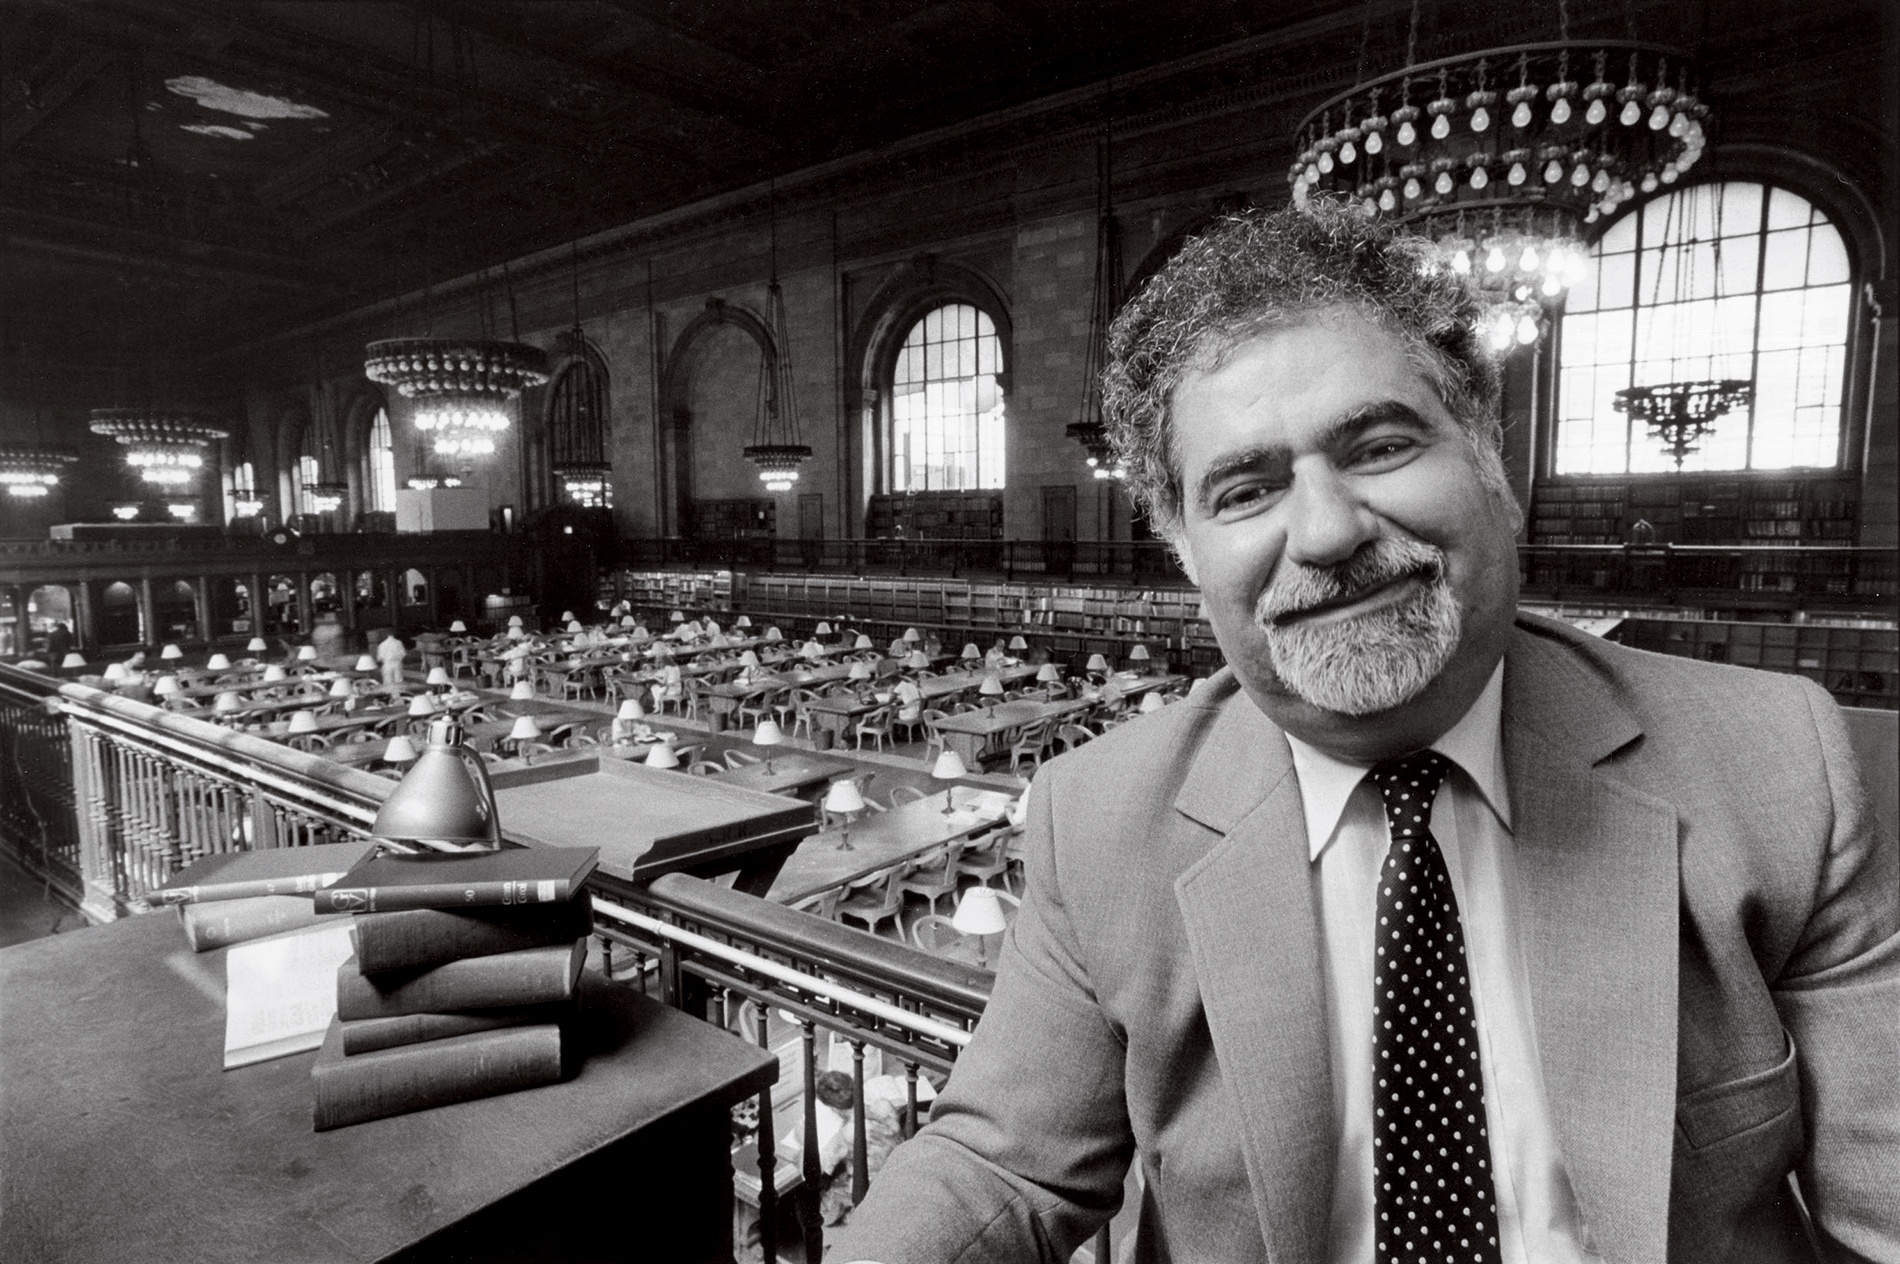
[369,719,501,851]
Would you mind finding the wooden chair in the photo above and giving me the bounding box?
[791,886,843,920]
[956,824,1015,889]
[1055,723,1094,754]
[1008,719,1054,774]
[888,784,928,805]
[835,865,907,938]
[737,686,780,733]
[909,913,967,955]
[785,687,822,742]
[918,710,950,766]
[854,704,897,752]
[687,760,726,776]
[724,750,762,769]
[897,840,964,917]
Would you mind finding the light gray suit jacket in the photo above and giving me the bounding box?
[832,614,1899,1263]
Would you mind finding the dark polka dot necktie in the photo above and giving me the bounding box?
[1368,751,1501,1264]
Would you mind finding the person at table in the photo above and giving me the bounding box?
[830,200,1898,1263]
[375,632,406,688]
[983,640,1010,669]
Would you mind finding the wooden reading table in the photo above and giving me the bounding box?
[766,787,1015,907]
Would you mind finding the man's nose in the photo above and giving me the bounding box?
[1281,464,1380,568]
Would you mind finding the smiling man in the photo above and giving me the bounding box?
[831,202,1897,1264]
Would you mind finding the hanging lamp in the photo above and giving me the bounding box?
[301,349,348,514]
[744,183,811,493]
[1290,0,1712,344]
[551,242,611,507]
[0,407,78,500]
[1611,183,1752,467]
[1066,97,1125,480]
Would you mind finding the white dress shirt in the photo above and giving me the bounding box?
[1284,663,1603,1264]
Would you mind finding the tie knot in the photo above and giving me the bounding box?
[1367,750,1451,836]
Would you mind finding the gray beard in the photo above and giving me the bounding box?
[1255,540,1462,717]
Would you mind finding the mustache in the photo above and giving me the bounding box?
[1257,536,1448,626]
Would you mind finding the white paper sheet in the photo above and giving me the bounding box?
[222,922,357,1070]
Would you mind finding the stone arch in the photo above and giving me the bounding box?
[849,257,1012,509]
[655,298,777,536]
[337,383,392,524]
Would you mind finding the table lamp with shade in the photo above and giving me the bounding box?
[979,675,1006,704]
[1140,691,1166,714]
[735,615,752,629]
[508,615,524,629]
[246,637,268,653]
[644,741,680,769]
[297,645,318,663]
[511,680,536,701]
[752,719,785,773]
[621,616,636,629]
[154,675,179,696]
[889,638,908,658]
[355,654,377,672]
[286,710,319,735]
[961,643,981,661]
[59,652,87,673]
[449,620,467,634]
[507,715,541,762]
[931,750,969,814]
[823,779,866,850]
[902,628,921,644]
[262,664,287,683]
[206,653,232,671]
[854,633,873,650]
[1128,644,1151,664]
[906,650,930,671]
[763,626,782,643]
[159,644,183,662]
[426,667,451,689]
[567,621,582,634]
[1086,653,1110,674]
[952,886,1011,967]
[368,718,502,855]
[669,611,685,625]
[814,622,832,638]
[382,734,419,766]
[848,661,873,683]
[328,678,354,700]
[408,694,435,718]
[1008,635,1028,653]
[103,662,128,683]
[213,691,241,714]
[739,650,761,670]
[611,698,645,746]
[560,611,576,624]
[1036,663,1062,685]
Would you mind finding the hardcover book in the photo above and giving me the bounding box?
[339,1004,575,1056]
[310,1018,566,1130]
[335,939,587,1021]
[311,847,599,914]
[181,895,330,951]
[151,840,376,906]
[350,897,595,973]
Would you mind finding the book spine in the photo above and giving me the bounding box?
[312,877,578,914]
[312,1024,565,1130]
[335,940,586,1021]
[179,896,331,951]
[152,872,353,906]
[340,1005,573,1056]
[352,901,595,973]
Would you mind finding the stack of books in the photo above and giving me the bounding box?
[305,846,601,1131]
[150,840,377,950]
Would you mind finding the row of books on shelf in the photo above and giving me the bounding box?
[154,840,599,1133]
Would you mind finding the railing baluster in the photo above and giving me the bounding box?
[903,1060,920,1140]
[799,1018,823,1263]
[753,1002,779,1264]
[850,1037,870,1205]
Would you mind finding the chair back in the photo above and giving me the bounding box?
[888,784,928,805]
[909,913,962,953]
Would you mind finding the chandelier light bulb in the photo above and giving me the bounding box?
[1485,246,1507,273]
[1542,273,1564,296]
[1488,313,1516,351]
[1619,99,1642,127]
[1591,169,1611,193]
[1641,172,1660,193]
[1317,150,1334,173]
[1551,98,1572,125]
[1470,166,1489,189]
[1340,140,1356,164]
[1520,245,1540,271]
[1379,188,1397,211]
[1544,159,1564,184]
[1507,161,1527,186]
[1365,130,1383,154]
[1515,315,1539,345]
[1648,104,1670,130]
[1403,176,1422,200]
[1434,170,1453,195]
[1571,162,1591,187]
[1585,99,1607,125]
[1430,113,1451,140]
[1451,250,1472,275]
[1668,111,1688,138]
[1470,106,1490,132]
[1305,163,1319,183]
[1397,120,1416,146]
[1661,163,1680,184]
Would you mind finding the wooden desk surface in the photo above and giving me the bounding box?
[0,911,775,1264]
[767,787,1014,906]
[714,750,857,796]
[491,755,816,881]
[932,696,1093,738]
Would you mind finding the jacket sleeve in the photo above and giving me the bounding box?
[1771,681,1900,1262]
[827,759,1135,1263]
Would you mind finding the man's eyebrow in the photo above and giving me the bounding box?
[1188,400,1432,513]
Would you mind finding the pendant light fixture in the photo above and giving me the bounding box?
[744,182,811,493]
[0,406,77,501]
[1291,0,1713,344]
[550,241,612,507]
[1066,93,1125,480]
[302,349,348,515]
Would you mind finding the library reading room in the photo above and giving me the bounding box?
[1,2,1895,1262]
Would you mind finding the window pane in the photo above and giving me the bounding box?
[1555,181,1850,474]
[888,304,1005,491]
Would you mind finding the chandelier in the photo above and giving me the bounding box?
[0,447,77,499]
[406,475,464,490]
[1614,379,1753,468]
[1291,31,1710,340]
[364,338,549,458]
[1069,104,1126,480]
[745,194,810,493]
[302,480,347,513]
[89,409,228,487]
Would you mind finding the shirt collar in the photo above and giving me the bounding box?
[1284,660,1511,864]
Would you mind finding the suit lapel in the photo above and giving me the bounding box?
[1504,626,1680,1264]
[1173,689,1335,1264]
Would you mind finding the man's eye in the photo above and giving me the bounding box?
[1351,437,1416,466]
[1215,483,1277,513]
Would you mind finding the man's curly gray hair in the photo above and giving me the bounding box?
[1101,198,1506,538]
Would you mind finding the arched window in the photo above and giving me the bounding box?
[1556,180,1852,474]
[889,303,1005,491]
[367,408,396,513]
[293,421,319,517]
[227,460,258,521]
[547,350,612,509]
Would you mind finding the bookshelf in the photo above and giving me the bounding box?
[864,491,1004,540]
[1531,475,1859,548]
[1612,617,1896,709]
[687,499,776,539]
